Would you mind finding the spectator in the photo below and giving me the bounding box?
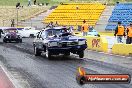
[11,19,15,27]
[60,2,63,5]
[116,2,119,4]
[89,26,94,31]
[46,21,54,28]
[114,22,125,43]
[16,2,23,9]
[42,3,44,6]
[69,26,73,34]
[16,2,20,8]
[54,21,59,27]
[62,27,67,33]
[81,20,89,36]
[34,0,36,5]
[46,3,49,6]
[76,6,79,10]
[77,25,81,31]
[126,23,132,44]
[28,0,31,6]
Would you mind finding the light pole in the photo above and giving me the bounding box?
[16,0,19,27]
[16,8,19,27]
[76,5,79,30]
[30,17,33,27]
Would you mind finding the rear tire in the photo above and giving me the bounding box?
[29,34,34,38]
[97,34,100,37]
[79,51,84,58]
[34,46,41,56]
[16,40,19,43]
[3,39,7,43]
[19,39,22,43]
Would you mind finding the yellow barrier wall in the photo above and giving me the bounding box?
[80,36,108,52]
[112,44,132,56]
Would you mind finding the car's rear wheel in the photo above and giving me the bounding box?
[29,34,34,38]
[19,39,22,43]
[45,48,52,59]
[97,34,100,37]
[16,40,19,43]
[34,46,41,56]
[79,51,84,58]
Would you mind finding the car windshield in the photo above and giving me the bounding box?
[42,28,69,38]
[4,28,17,33]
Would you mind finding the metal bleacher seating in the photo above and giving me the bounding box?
[106,3,132,31]
[44,3,106,28]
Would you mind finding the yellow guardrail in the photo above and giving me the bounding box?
[112,44,132,56]
[74,31,108,53]
[84,36,108,53]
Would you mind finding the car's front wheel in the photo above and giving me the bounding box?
[16,39,22,43]
[64,52,70,56]
[3,39,7,43]
[45,48,52,59]
[19,39,22,43]
[34,46,41,56]
[78,51,84,58]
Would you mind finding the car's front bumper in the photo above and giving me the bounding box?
[48,44,87,54]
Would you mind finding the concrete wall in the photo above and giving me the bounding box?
[74,32,109,53]
[112,44,132,56]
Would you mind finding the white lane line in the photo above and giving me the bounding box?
[0,64,21,88]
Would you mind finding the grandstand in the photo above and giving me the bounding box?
[106,3,132,31]
[44,3,106,28]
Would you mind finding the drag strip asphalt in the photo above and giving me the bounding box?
[0,38,132,88]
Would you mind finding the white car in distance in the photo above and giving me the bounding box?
[18,27,40,38]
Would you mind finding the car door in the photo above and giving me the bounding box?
[24,28,31,36]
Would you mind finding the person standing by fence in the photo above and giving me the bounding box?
[54,21,59,27]
[11,19,15,27]
[81,20,89,36]
[28,0,31,6]
[126,23,132,44]
[114,22,125,43]
[34,0,36,5]
[46,21,54,28]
